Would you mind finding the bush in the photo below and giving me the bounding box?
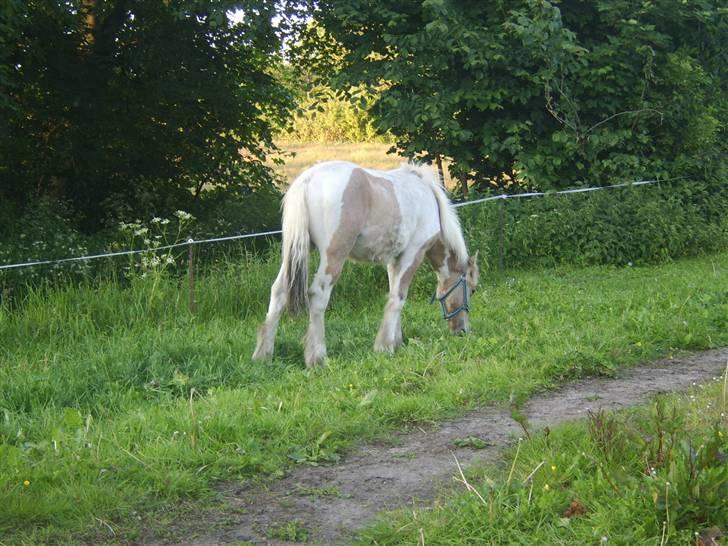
[459,177,728,270]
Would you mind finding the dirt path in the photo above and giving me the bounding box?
[172,349,728,546]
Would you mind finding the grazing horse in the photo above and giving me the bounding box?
[252,161,479,367]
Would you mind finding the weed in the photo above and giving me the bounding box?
[268,519,310,542]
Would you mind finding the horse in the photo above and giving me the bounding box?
[252,160,479,367]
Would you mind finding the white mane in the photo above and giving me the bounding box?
[399,162,469,266]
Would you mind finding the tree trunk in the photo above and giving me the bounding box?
[435,154,445,186]
[458,172,469,197]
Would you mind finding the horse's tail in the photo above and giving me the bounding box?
[422,168,468,266]
[280,176,310,315]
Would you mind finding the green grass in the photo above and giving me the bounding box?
[2,252,728,543]
[357,378,728,545]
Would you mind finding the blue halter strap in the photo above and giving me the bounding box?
[430,274,470,320]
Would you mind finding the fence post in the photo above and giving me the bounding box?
[187,240,196,313]
[498,197,505,271]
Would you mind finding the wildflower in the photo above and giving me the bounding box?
[174,210,193,221]
[551,465,557,472]
[151,217,162,223]
[543,483,550,491]
[23,480,30,487]
[160,218,170,225]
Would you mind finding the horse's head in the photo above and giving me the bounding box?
[433,252,479,335]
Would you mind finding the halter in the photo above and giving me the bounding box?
[431,274,470,320]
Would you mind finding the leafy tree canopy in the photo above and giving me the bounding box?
[0,0,308,231]
[312,0,728,191]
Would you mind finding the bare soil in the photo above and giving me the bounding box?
[156,348,728,546]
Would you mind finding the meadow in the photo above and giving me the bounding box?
[2,245,728,543]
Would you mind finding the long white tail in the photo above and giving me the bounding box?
[280,177,310,314]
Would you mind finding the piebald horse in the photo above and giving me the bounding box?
[252,161,479,367]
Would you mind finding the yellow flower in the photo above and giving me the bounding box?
[23,480,30,487]
[551,465,557,471]
[543,483,550,491]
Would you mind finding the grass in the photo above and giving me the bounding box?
[2,251,728,543]
[357,377,728,545]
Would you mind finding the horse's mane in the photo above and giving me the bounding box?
[399,163,469,267]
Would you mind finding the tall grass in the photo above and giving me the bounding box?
[2,250,728,542]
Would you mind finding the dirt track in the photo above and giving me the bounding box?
[162,348,728,546]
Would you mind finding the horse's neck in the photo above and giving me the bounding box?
[426,238,460,280]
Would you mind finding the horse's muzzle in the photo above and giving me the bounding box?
[451,323,470,336]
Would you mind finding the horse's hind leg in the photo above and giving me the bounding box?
[252,267,287,361]
[304,255,344,367]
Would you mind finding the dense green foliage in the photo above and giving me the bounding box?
[360,385,728,545]
[3,177,727,300]
[285,85,385,143]
[314,0,728,190]
[2,251,728,542]
[459,179,728,269]
[0,0,301,231]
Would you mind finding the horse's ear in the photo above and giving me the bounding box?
[467,251,480,287]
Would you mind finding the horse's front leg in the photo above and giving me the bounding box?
[375,251,423,353]
[304,259,341,367]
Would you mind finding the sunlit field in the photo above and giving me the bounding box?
[273,141,455,188]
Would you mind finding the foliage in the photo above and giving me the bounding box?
[2,252,728,542]
[313,0,728,190]
[459,177,728,269]
[0,0,305,231]
[284,84,385,143]
[359,383,728,545]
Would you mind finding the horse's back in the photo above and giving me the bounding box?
[289,161,441,263]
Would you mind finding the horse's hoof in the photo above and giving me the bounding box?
[251,348,273,362]
[305,358,328,369]
[374,342,398,354]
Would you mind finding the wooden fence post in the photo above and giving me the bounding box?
[498,197,505,271]
[187,241,196,313]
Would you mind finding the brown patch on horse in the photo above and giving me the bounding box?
[326,169,402,275]
[426,239,461,290]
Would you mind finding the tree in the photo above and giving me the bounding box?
[0,0,306,231]
[313,0,727,191]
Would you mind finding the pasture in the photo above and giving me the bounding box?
[2,247,728,543]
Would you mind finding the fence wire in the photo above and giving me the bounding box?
[0,176,681,272]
